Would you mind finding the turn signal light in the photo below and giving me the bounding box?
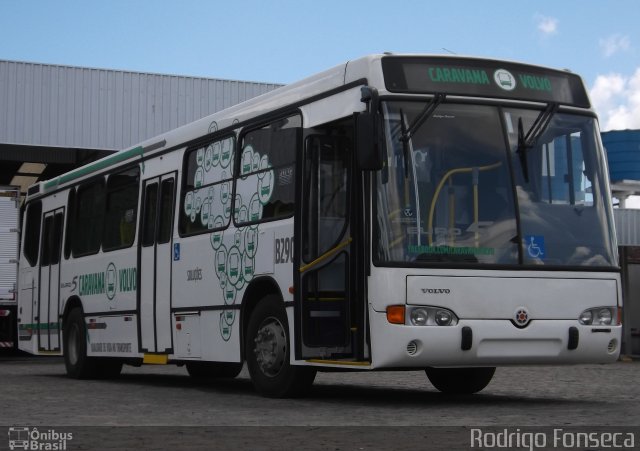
[386,305,405,325]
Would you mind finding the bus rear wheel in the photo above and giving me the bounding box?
[245,295,316,398]
[63,308,122,379]
[425,367,495,394]
[186,361,242,379]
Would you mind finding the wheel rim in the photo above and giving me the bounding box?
[67,323,79,366]
[253,316,287,378]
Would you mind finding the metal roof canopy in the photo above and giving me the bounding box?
[0,143,114,196]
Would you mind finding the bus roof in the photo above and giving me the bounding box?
[27,54,591,200]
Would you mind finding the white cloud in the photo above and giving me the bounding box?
[591,73,625,107]
[590,68,640,131]
[599,34,631,58]
[535,15,558,36]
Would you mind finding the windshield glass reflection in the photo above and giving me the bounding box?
[374,101,617,268]
[504,109,616,266]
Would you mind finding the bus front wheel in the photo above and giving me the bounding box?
[425,367,495,394]
[245,295,316,398]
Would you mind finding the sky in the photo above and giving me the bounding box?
[1,0,639,132]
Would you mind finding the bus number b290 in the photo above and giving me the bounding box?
[275,237,293,264]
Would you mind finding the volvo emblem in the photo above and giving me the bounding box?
[513,307,531,327]
[421,288,451,294]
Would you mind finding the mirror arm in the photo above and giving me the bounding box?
[356,86,384,171]
[360,86,379,113]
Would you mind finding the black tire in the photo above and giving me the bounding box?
[426,367,495,394]
[245,295,316,398]
[63,308,122,379]
[186,361,243,379]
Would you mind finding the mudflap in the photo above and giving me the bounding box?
[0,306,17,350]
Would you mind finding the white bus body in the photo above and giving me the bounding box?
[18,55,621,396]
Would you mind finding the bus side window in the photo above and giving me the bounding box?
[73,180,105,256]
[23,201,42,267]
[179,136,235,236]
[40,216,53,267]
[235,115,300,225]
[142,183,158,247]
[51,213,63,265]
[42,213,63,267]
[64,188,75,260]
[157,179,175,244]
[103,167,140,251]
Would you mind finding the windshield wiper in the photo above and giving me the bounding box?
[399,93,445,178]
[400,93,446,143]
[516,102,559,183]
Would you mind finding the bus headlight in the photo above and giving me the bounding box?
[435,310,453,326]
[579,310,593,325]
[579,307,615,325]
[407,306,458,326]
[597,308,612,325]
[410,308,429,326]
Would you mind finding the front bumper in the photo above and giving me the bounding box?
[369,310,621,368]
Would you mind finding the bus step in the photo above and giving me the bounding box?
[143,354,168,364]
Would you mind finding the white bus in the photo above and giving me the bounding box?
[18,54,621,397]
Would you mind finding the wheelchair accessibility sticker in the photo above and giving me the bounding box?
[525,235,545,259]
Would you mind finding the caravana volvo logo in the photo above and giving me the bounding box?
[76,263,137,300]
[421,288,451,294]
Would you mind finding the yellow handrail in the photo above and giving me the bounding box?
[448,178,455,245]
[299,237,352,273]
[427,162,502,245]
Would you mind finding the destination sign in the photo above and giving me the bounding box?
[382,56,590,108]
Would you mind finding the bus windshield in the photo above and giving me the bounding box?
[374,101,617,268]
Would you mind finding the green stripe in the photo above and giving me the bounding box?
[19,322,61,330]
[43,146,144,190]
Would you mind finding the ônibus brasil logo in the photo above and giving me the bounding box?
[75,263,136,300]
[8,427,73,450]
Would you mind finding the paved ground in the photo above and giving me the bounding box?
[1,354,638,450]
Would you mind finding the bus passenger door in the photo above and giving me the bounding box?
[296,129,361,360]
[139,173,176,354]
[38,209,64,352]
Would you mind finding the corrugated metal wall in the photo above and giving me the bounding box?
[0,60,282,151]
[614,209,640,246]
[602,130,640,182]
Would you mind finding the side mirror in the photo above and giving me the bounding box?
[356,111,384,171]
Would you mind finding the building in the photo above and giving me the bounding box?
[603,129,640,356]
[0,59,282,196]
[602,129,640,208]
